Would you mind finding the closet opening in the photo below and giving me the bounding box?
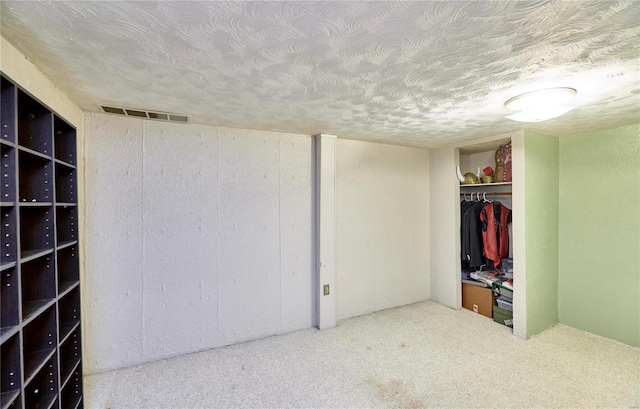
[458,138,515,331]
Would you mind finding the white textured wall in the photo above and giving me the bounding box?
[83,113,314,373]
[0,38,83,127]
[428,147,461,309]
[335,139,430,320]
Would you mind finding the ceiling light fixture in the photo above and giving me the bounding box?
[504,87,577,123]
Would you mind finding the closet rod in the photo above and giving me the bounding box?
[459,192,512,196]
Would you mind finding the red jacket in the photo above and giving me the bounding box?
[480,202,511,268]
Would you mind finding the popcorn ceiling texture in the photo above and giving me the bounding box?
[2,1,639,147]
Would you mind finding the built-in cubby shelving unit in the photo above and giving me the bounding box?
[0,73,83,409]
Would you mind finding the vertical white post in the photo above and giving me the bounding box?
[315,134,337,330]
[511,132,527,339]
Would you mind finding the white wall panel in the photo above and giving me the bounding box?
[141,121,220,360]
[279,134,315,331]
[84,115,313,373]
[410,149,431,303]
[373,145,413,311]
[336,139,430,320]
[83,114,145,371]
[335,139,376,319]
[428,147,460,308]
[215,129,282,344]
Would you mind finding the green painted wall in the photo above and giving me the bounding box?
[559,124,640,347]
[524,132,560,337]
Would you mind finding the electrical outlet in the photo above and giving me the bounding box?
[323,284,330,296]
[473,304,478,313]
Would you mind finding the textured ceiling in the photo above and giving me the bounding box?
[1,0,639,147]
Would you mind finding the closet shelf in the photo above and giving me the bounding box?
[460,182,512,187]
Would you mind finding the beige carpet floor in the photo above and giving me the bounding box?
[84,301,639,408]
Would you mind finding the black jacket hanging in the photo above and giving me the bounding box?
[461,200,485,268]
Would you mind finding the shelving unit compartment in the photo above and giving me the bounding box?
[24,355,58,409]
[17,90,52,156]
[1,333,21,408]
[56,206,77,244]
[19,207,54,259]
[0,393,21,409]
[1,206,17,266]
[57,244,79,291]
[22,305,57,383]
[18,151,53,203]
[21,256,56,322]
[1,76,16,145]
[1,267,19,335]
[54,116,76,166]
[54,164,76,204]
[2,72,83,407]
[58,287,80,338]
[59,327,81,387]
[1,145,16,202]
[60,365,82,409]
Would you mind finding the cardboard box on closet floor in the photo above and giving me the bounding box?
[462,283,495,318]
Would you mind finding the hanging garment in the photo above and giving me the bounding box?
[480,202,512,268]
[463,201,485,268]
[461,200,486,268]
[460,200,474,264]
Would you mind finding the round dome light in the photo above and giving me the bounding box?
[505,87,577,111]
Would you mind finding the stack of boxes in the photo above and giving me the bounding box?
[462,258,514,327]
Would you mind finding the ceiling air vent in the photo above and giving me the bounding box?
[101,106,190,123]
